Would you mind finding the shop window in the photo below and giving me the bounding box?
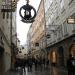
[7,12,9,19]
[35,43,39,46]
[3,12,5,19]
[52,51,56,63]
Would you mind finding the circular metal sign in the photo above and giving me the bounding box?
[19,4,36,23]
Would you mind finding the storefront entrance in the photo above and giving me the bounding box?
[58,46,64,66]
[50,49,57,66]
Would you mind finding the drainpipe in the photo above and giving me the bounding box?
[10,0,13,70]
[43,0,48,59]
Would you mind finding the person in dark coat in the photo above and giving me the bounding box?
[34,58,38,71]
[72,57,75,75]
[38,57,42,71]
[42,58,45,69]
[27,57,33,71]
[67,54,75,75]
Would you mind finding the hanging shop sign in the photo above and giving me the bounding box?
[19,0,36,23]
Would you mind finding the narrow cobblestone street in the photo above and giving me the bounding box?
[4,65,68,75]
[0,0,75,75]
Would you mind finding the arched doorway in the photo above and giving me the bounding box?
[58,46,64,66]
[50,49,57,66]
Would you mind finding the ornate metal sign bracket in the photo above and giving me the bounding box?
[19,0,36,23]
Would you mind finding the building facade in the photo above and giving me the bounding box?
[27,25,32,55]
[31,0,46,58]
[44,0,75,67]
[0,0,17,73]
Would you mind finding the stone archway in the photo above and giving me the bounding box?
[50,48,57,66]
[58,46,64,66]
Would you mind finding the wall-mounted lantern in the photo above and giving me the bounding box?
[67,18,75,24]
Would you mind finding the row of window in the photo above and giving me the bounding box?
[45,0,74,23]
[2,12,11,19]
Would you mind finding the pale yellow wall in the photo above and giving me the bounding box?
[31,0,45,43]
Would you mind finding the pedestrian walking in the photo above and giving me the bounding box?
[46,59,49,69]
[27,57,33,71]
[67,54,75,75]
[34,58,38,71]
[72,57,75,75]
[38,57,42,71]
[42,58,45,69]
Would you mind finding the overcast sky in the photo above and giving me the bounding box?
[16,0,41,45]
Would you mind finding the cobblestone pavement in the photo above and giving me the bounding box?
[4,65,68,75]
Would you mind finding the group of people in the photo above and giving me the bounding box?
[14,56,49,72]
[14,54,75,74]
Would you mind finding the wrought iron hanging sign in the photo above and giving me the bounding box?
[19,0,36,23]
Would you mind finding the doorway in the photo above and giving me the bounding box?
[50,49,57,66]
[58,46,64,66]
[0,46,4,74]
